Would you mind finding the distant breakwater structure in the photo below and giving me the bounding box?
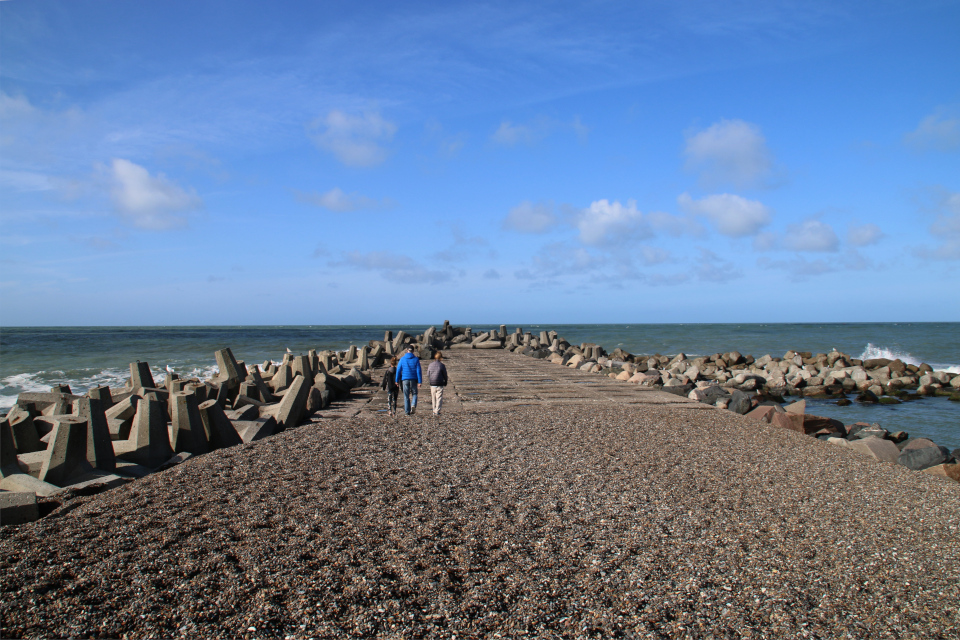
[2,320,959,525]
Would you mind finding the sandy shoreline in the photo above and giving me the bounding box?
[2,361,959,639]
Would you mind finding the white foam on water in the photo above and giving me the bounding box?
[1,363,222,411]
[859,343,959,373]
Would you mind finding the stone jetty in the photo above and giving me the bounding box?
[2,324,959,637]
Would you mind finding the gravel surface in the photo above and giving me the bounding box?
[2,402,959,639]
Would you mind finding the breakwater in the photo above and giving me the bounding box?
[2,321,959,527]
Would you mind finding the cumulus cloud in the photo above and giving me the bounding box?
[336,250,450,283]
[294,187,390,212]
[502,201,558,233]
[904,106,960,152]
[684,119,773,188]
[483,268,501,279]
[678,192,770,237]
[695,248,742,283]
[109,158,202,229]
[847,223,884,247]
[308,110,397,167]
[575,199,650,246]
[782,218,839,252]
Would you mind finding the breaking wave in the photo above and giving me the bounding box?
[859,343,960,374]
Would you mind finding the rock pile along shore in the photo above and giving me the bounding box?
[1,323,959,638]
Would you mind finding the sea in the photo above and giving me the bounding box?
[2,323,958,450]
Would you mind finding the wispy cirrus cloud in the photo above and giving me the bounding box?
[294,187,393,212]
[308,110,397,167]
[491,115,588,147]
[502,201,558,233]
[334,250,451,283]
[904,106,960,152]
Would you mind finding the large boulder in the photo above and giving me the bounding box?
[727,389,752,415]
[898,446,951,471]
[848,436,900,463]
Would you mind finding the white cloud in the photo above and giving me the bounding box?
[638,245,671,265]
[684,119,773,188]
[904,106,960,152]
[502,201,558,233]
[109,159,202,230]
[920,191,960,260]
[492,121,535,146]
[678,192,770,237]
[483,268,501,279]
[695,247,742,283]
[783,218,839,252]
[647,210,705,237]
[753,231,779,251]
[576,199,650,246]
[337,250,450,283]
[491,116,588,147]
[295,187,390,212]
[308,110,397,167]
[847,223,884,247]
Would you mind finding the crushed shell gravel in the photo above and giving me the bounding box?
[1,403,959,639]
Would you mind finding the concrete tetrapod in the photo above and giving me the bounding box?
[170,391,210,455]
[198,399,243,449]
[38,417,90,486]
[1,419,22,477]
[273,375,309,432]
[74,397,116,472]
[9,414,43,454]
[129,361,157,392]
[117,397,174,469]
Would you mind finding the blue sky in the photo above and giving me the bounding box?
[1,0,958,325]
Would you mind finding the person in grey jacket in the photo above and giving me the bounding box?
[427,351,448,415]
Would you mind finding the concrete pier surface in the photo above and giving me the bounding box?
[2,350,959,639]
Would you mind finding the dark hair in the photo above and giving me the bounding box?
[433,351,443,360]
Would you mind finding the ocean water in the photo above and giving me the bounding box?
[2,323,957,449]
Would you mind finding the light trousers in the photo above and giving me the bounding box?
[430,385,444,414]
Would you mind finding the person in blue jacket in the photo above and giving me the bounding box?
[395,344,422,415]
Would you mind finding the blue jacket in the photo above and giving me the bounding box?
[395,352,422,383]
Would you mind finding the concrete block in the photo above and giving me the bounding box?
[119,397,173,469]
[130,361,157,391]
[238,381,258,401]
[270,364,294,392]
[214,381,231,408]
[234,394,267,409]
[198,399,243,449]
[105,395,140,421]
[784,400,806,415]
[73,397,116,472]
[0,473,61,496]
[247,365,276,403]
[42,397,71,416]
[1,418,23,477]
[0,491,40,525]
[293,354,312,380]
[170,391,209,455]
[107,417,132,441]
[39,417,91,486]
[358,347,369,370]
[113,460,153,478]
[9,414,43,454]
[60,470,130,495]
[214,348,244,386]
[235,417,276,443]
[227,404,260,422]
[392,330,409,353]
[17,451,45,476]
[16,392,81,412]
[275,375,309,432]
[88,386,115,410]
[306,385,324,412]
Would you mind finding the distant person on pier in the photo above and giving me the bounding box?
[380,355,400,417]
[427,351,448,416]
[395,345,422,415]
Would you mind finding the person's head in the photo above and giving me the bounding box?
[390,356,398,366]
[406,345,415,355]
[433,351,443,360]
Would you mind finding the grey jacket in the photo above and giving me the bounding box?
[427,361,448,386]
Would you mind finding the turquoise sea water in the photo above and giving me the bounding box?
[1,323,957,448]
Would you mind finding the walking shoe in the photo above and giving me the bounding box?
[410,405,416,415]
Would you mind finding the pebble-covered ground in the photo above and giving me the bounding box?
[2,403,959,639]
